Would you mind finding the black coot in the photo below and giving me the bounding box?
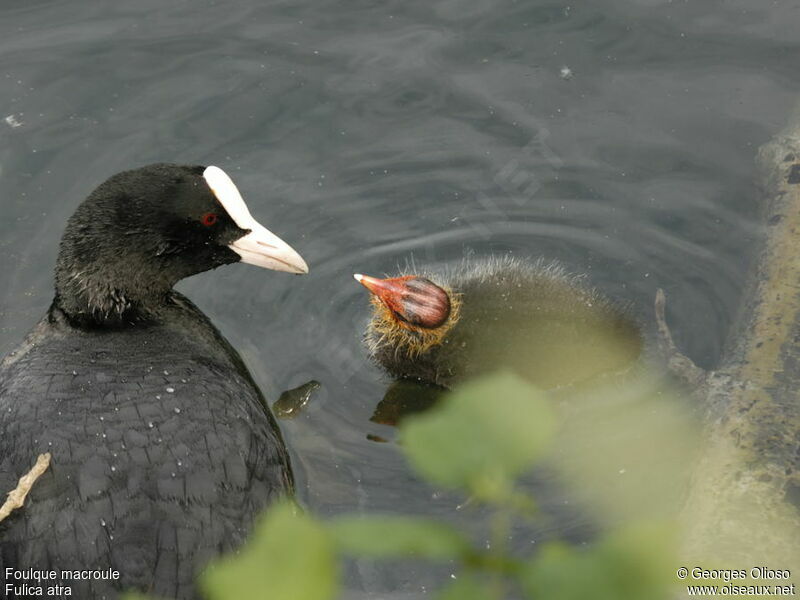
[0,164,308,599]
[354,257,641,390]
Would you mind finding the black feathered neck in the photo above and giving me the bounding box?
[53,244,177,327]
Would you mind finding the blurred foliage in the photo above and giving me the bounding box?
[127,371,679,600]
[402,372,556,502]
[522,523,675,600]
[553,377,700,523]
[200,502,338,600]
[327,515,471,560]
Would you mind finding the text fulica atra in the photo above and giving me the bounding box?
[0,164,307,599]
[355,257,641,390]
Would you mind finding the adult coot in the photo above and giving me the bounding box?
[354,257,641,390]
[0,164,307,599]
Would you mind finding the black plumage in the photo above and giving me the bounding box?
[0,164,307,599]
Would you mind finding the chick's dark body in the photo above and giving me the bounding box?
[370,258,642,390]
[0,294,291,599]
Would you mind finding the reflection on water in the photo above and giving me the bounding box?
[1,0,798,596]
[370,379,445,428]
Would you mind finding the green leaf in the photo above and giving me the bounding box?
[400,371,555,497]
[521,523,675,600]
[552,375,701,522]
[437,575,496,600]
[201,501,338,600]
[328,515,472,560]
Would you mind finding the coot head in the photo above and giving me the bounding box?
[353,273,460,357]
[54,163,307,324]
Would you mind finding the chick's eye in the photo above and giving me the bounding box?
[201,213,219,227]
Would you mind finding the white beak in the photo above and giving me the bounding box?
[203,166,309,274]
[229,222,309,274]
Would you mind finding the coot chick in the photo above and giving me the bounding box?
[0,164,307,599]
[355,257,641,390]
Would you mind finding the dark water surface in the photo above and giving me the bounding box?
[1,0,799,596]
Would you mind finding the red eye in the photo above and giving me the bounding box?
[201,213,218,227]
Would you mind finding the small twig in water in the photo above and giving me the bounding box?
[654,289,707,388]
[0,453,52,523]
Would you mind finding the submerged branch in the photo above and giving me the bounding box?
[654,288,707,390]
